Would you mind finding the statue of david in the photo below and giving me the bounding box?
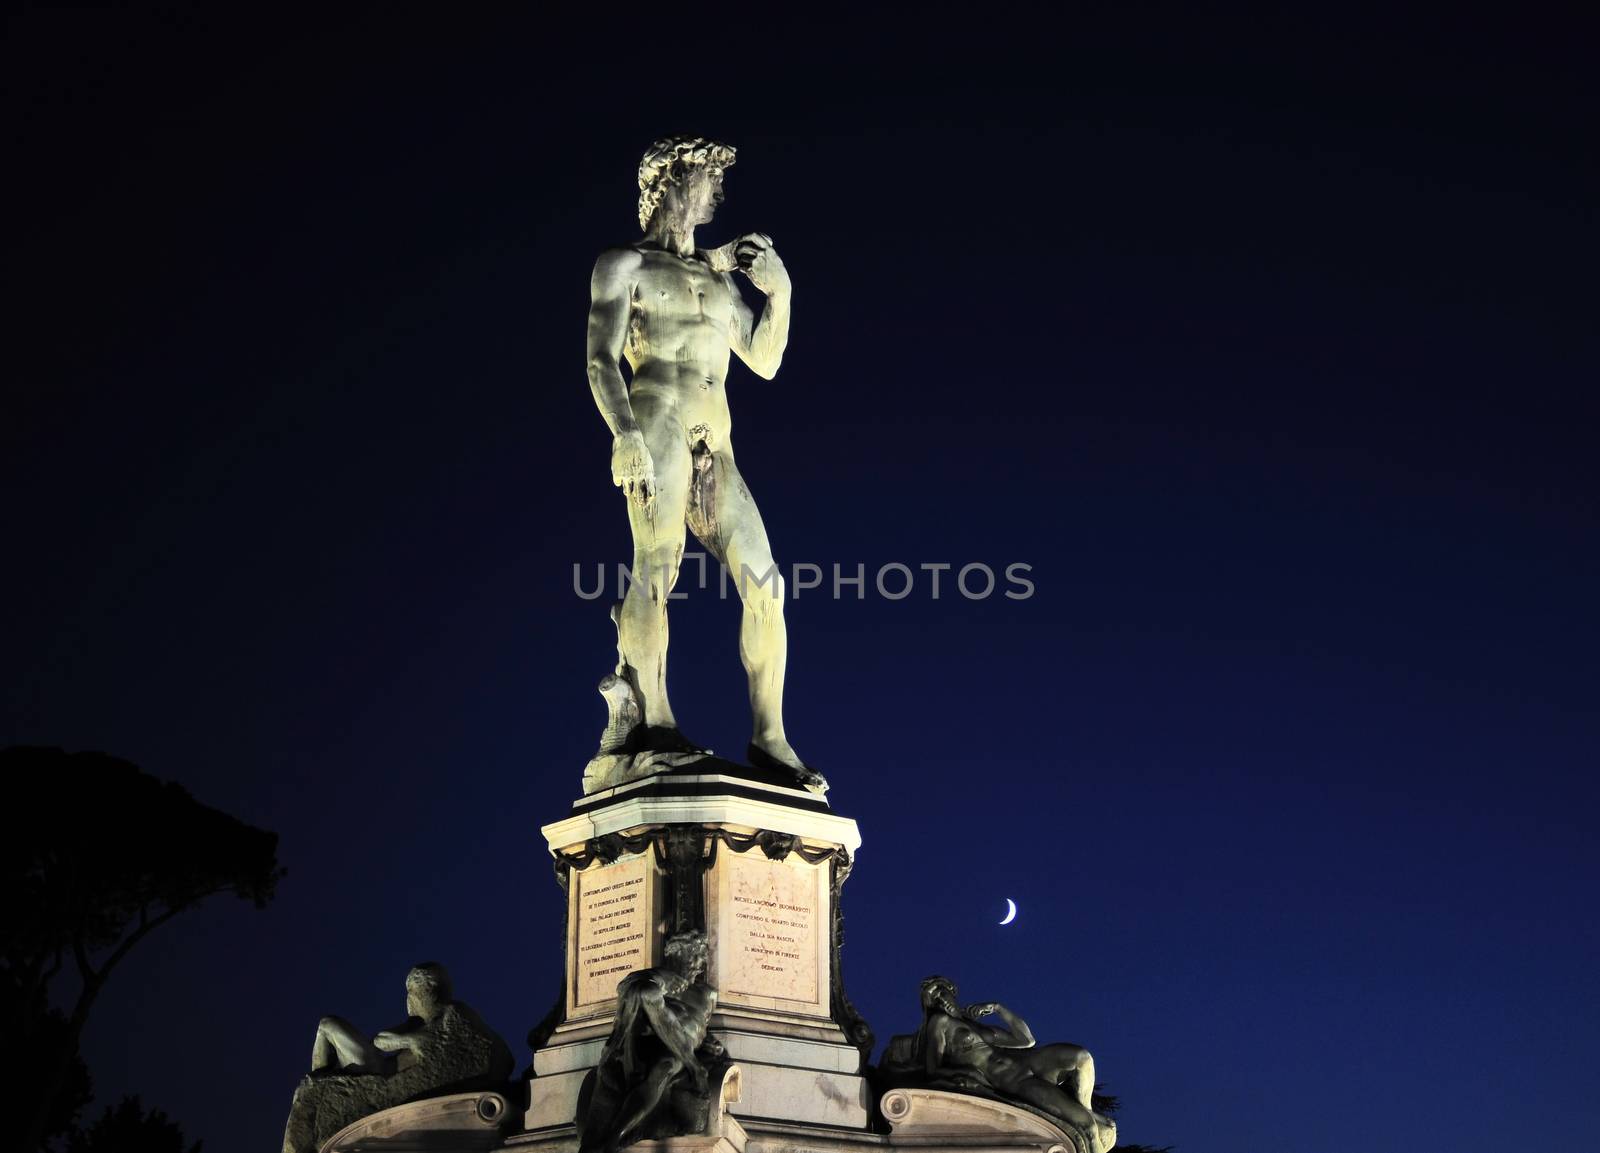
[585,136,824,793]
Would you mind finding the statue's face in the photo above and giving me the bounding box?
[922,979,959,1016]
[676,164,725,227]
[405,976,437,1019]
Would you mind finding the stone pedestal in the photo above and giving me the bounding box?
[308,759,1125,1153]
[323,1091,513,1151]
[879,1089,1096,1153]
[524,760,874,1136]
[280,128,1140,1153]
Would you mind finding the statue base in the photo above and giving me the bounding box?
[324,1085,1101,1153]
[526,758,872,1135]
[880,1088,1110,1153]
[313,758,1120,1153]
[320,1090,514,1151]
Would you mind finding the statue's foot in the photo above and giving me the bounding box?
[624,724,710,757]
[584,725,715,795]
[747,740,829,794]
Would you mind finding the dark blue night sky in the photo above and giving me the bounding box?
[6,8,1597,1151]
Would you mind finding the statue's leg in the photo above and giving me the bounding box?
[1027,1043,1095,1108]
[606,1056,683,1153]
[702,448,802,770]
[1075,1050,1095,1111]
[636,991,704,1084]
[1004,1062,1115,1150]
[1008,1075,1101,1132]
[311,1020,336,1071]
[607,974,661,1079]
[311,1015,385,1073]
[600,994,642,1077]
[617,410,691,731]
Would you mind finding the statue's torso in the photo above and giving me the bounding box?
[622,247,736,442]
[674,982,718,1045]
[942,1017,1020,1080]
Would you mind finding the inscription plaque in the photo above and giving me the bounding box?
[709,850,829,1014]
[569,853,655,1013]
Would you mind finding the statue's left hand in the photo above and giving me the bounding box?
[735,233,789,295]
[373,1030,416,1053]
[964,1002,1000,1020]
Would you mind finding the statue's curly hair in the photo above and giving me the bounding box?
[406,961,453,1004]
[663,930,710,971]
[637,135,736,231]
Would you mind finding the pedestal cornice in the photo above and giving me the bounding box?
[542,777,862,857]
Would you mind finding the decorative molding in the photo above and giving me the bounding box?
[878,1088,1085,1153]
[662,824,714,934]
[710,826,842,866]
[543,793,861,859]
[829,850,875,1066]
[322,1091,512,1151]
[555,829,657,872]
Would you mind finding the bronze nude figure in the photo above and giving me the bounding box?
[585,136,825,794]
[881,975,1117,1153]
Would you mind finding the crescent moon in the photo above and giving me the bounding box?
[999,898,1017,925]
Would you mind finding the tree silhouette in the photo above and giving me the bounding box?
[1,747,284,1152]
[0,979,91,1150]
[67,1097,201,1153]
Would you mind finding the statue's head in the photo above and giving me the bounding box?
[405,962,453,1019]
[920,975,961,1018]
[637,136,737,232]
[663,930,710,981]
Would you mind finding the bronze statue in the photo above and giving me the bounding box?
[585,135,825,794]
[578,932,725,1153]
[881,975,1116,1153]
[307,963,459,1076]
[282,963,513,1153]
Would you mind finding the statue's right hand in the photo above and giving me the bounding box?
[611,430,656,506]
